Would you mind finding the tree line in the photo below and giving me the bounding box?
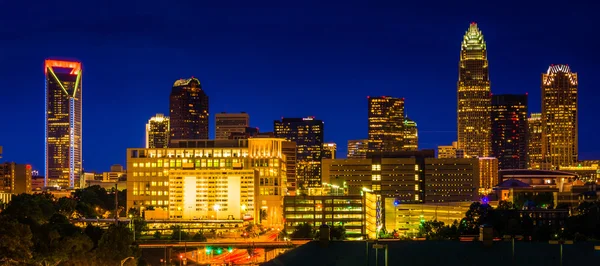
[0,186,140,266]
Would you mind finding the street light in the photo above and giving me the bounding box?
[549,240,573,266]
[214,204,220,220]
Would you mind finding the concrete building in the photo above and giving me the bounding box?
[126,138,291,226]
[146,114,170,148]
[322,142,337,159]
[0,162,32,194]
[437,141,464,159]
[478,157,499,195]
[528,113,543,169]
[215,112,249,140]
[384,200,472,236]
[347,139,368,159]
[424,158,480,203]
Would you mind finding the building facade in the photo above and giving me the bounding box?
[457,23,491,158]
[528,113,543,169]
[215,112,249,140]
[126,138,289,225]
[478,157,499,195]
[0,162,32,194]
[169,77,209,141]
[437,141,464,159]
[424,158,480,203]
[368,96,405,154]
[274,117,324,188]
[45,59,83,188]
[542,65,578,169]
[146,114,170,148]
[347,139,368,159]
[491,94,528,169]
[403,117,418,151]
[322,143,337,159]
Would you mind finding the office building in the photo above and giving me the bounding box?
[491,94,528,169]
[368,96,404,154]
[126,138,290,225]
[281,141,297,195]
[457,22,491,158]
[229,127,261,140]
[437,141,464,159]
[283,195,367,238]
[424,158,480,203]
[0,162,32,194]
[45,59,83,188]
[215,112,249,140]
[542,65,578,168]
[478,157,498,195]
[347,139,368,159]
[385,201,472,237]
[528,113,543,169]
[274,117,324,188]
[170,77,209,141]
[403,117,418,151]
[322,143,337,159]
[146,114,170,148]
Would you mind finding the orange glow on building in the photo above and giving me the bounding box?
[44,59,82,75]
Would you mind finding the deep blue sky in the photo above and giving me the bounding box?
[0,0,598,173]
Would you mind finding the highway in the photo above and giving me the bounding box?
[139,240,308,249]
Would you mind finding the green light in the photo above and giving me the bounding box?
[205,247,212,254]
[228,247,233,253]
[216,248,222,255]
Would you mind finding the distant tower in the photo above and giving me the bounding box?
[274,117,324,188]
[215,112,249,140]
[322,143,337,159]
[169,77,209,142]
[368,96,405,154]
[527,113,543,169]
[45,59,82,188]
[403,117,418,151]
[347,139,368,159]
[457,22,491,158]
[146,114,170,148]
[542,65,578,169]
[491,94,528,169]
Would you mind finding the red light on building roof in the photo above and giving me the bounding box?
[382,96,386,99]
[526,92,528,95]
[26,165,31,170]
[471,22,476,25]
[367,96,370,99]
[402,98,405,101]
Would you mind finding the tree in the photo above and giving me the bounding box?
[56,197,78,218]
[95,224,139,264]
[278,229,289,241]
[84,225,104,248]
[260,209,268,221]
[153,231,162,240]
[192,231,207,242]
[0,217,33,264]
[459,202,493,235]
[2,193,56,224]
[244,223,261,238]
[330,226,346,240]
[291,223,314,239]
[170,225,189,241]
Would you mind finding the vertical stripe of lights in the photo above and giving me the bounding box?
[69,97,75,188]
[44,67,48,187]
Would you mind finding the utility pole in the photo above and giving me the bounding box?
[114,184,119,225]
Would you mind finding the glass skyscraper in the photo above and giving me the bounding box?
[491,94,528,169]
[169,77,209,142]
[457,23,491,157]
[45,59,82,188]
[368,96,404,154]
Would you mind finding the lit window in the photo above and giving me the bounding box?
[372,164,381,171]
[372,174,381,181]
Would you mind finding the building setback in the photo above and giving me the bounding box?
[491,94,528,169]
[347,139,368,159]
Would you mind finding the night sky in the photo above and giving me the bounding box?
[0,0,598,173]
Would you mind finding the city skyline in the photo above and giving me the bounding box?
[1,2,598,172]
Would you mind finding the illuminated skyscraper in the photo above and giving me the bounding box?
[491,94,528,169]
[169,77,209,142]
[368,96,404,154]
[542,65,578,168]
[322,143,337,159]
[274,117,324,188]
[45,59,82,188]
[347,139,368,159]
[403,117,418,151]
[457,22,491,158]
[478,157,498,195]
[528,113,543,169]
[146,114,170,148]
[215,112,249,140]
